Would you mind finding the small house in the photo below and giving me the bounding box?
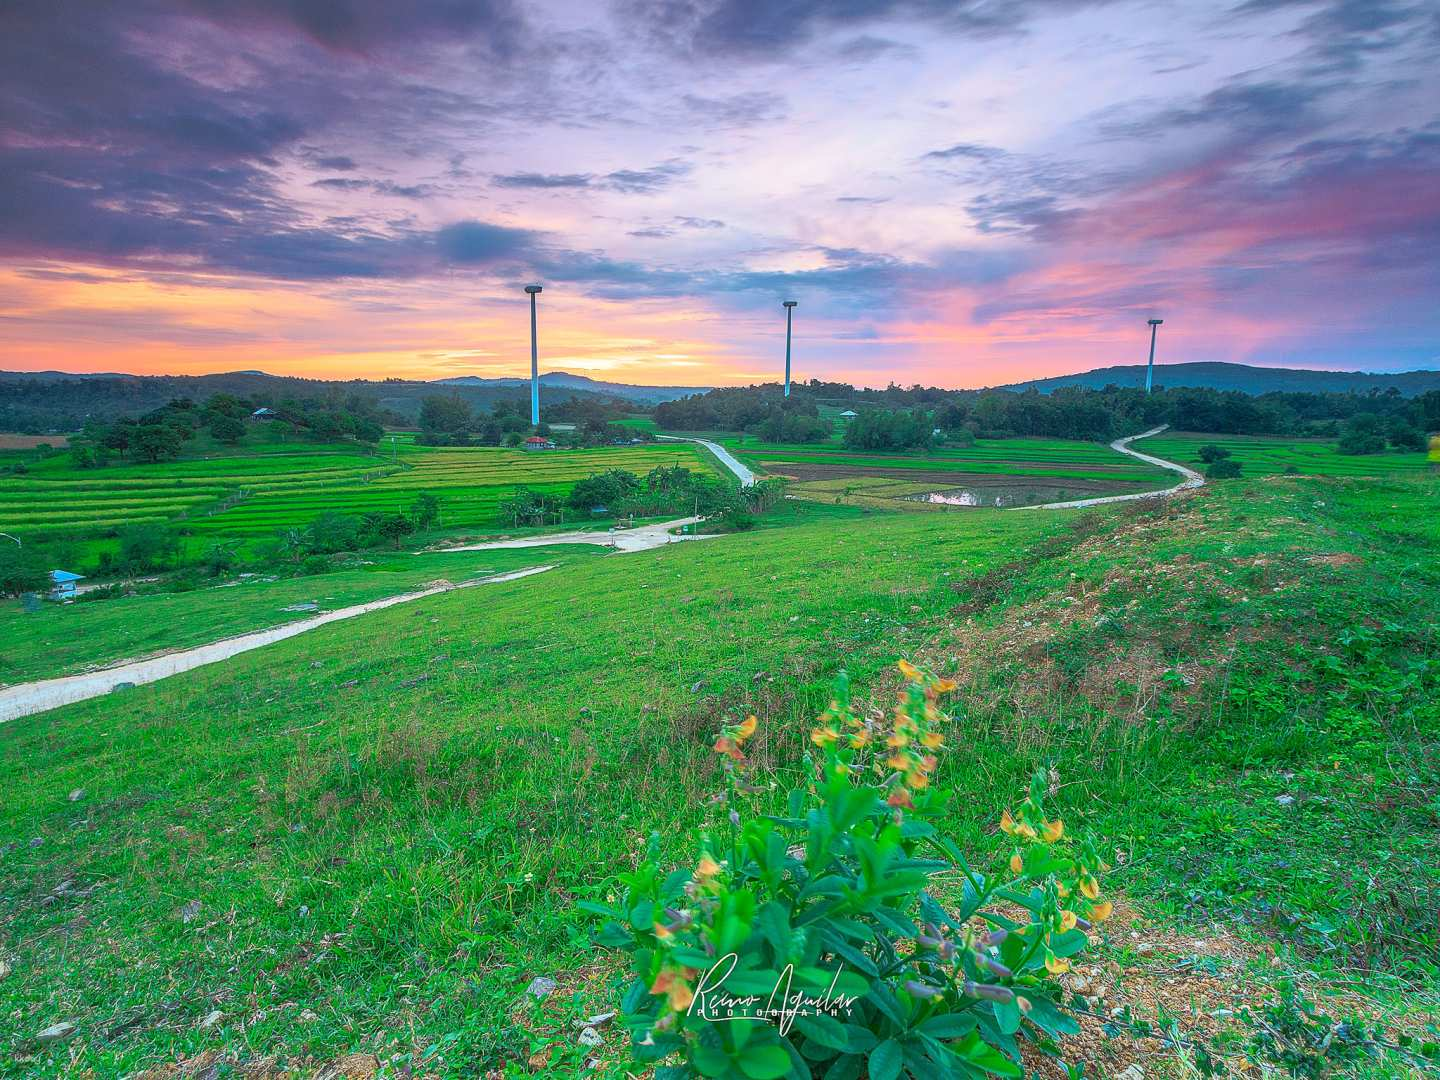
[523,436,555,451]
[49,569,84,602]
[250,407,276,421]
[839,410,858,419]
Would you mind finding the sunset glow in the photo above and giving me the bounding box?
[2,1,1437,387]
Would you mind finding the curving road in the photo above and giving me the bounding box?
[1012,425,1204,510]
[441,515,719,553]
[0,565,554,725]
[656,435,756,486]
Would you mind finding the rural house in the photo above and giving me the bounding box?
[523,436,555,451]
[48,569,83,601]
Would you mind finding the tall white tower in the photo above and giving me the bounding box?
[525,284,543,424]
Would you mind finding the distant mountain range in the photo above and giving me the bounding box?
[435,371,708,404]
[1002,361,1440,396]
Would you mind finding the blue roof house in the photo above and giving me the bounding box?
[49,569,84,602]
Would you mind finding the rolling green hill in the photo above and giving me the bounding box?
[2,473,1436,1075]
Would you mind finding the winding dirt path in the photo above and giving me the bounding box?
[0,565,555,725]
[656,435,756,486]
[441,515,718,553]
[1013,426,1204,510]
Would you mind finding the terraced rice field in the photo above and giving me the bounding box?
[0,441,714,540]
[0,451,389,538]
[187,443,711,536]
[1142,432,1434,476]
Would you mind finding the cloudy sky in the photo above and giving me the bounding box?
[2,0,1437,388]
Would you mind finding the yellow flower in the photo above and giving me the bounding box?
[1000,809,1018,835]
[887,786,914,809]
[1042,818,1064,843]
[1089,900,1114,923]
[735,715,757,740]
[906,769,930,790]
[712,736,743,761]
[1080,874,1100,900]
[921,730,944,749]
[887,752,911,771]
[1059,909,1078,931]
[1045,953,1070,975]
[849,730,870,749]
[898,659,921,680]
[1009,850,1024,874]
[695,853,721,883]
[936,678,958,693]
[651,968,696,1011]
[810,725,839,748]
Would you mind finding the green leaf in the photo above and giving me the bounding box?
[918,1012,980,1039]
[692,1042,733,1076]
[869,1038,904,1080]
[1020,993,1080,1038]
[954,1030,1022,1078]
[738,1044,794,1079]
[795,1013,850,1050]
[992,995,1022,1036]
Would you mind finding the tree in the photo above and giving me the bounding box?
[110,523,181,573]
[568,470,641,511]
[1206,459,1242,479]
[209,415,246,444]
[409,492,441,529]
[0,544,48,598]
[371,513,415,550]
[131,423,185,463]
[1197,444,1230,464]
[419,394,472,436]
[1337,413,1386,455]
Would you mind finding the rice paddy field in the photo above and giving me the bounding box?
[0,439,714,542]
[1142,431,1435,477]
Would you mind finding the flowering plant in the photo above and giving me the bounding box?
[582,663,1108,1079]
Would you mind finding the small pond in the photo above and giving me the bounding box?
[907,484,1111,508]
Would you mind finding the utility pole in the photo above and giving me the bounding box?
[782,300,798,397]
[525,284,544,425]
[1146,318,1164,394]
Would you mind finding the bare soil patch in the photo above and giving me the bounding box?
[0,433,69,449]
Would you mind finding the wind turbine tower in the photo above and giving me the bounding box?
[525,284,543,425]
[1145,318,1164,395]
[782,300,798,398]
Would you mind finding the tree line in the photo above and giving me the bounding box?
[654,380,1440,450]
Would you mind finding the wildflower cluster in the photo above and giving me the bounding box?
[583,663,1103,1080]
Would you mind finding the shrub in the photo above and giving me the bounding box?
[584,664,1107,1079]
[1206,459,1242,479]
[1197,444,1230,464]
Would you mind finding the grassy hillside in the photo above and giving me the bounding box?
[2,475,1437,1075]
[1142,432,1433,478]
[0,546,600,686]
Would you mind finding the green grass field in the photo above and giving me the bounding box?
[0,546,601,686]
[0,440,715,543]
[2,473,1437,1075]
[1142,431,1433,477]
[722,435,1171,482]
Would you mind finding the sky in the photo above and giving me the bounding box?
[1,0,1438,389]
